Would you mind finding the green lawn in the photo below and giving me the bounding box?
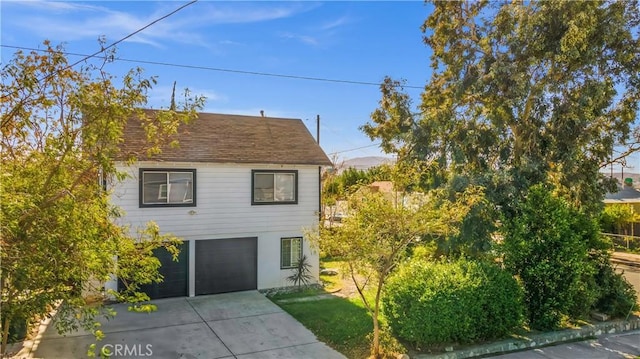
[276,296,372,359]
[270,259,404,358]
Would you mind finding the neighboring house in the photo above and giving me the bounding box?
[106,110,332,298]
[604,178,640,210]
[604,178,640,237]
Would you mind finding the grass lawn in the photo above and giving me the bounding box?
[268,258,375,358]
[276,296,373,359]
[269,258,400,358]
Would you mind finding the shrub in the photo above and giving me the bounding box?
[501,185,597,330]
[286,255,314,289]
[382,259,524,348]
[593,253,638,317]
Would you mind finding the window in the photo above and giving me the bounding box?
[140,169,196,207]
[281,237,302,269]
[252,170,298,204]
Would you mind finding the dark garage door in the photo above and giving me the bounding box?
[195,237,257,295]
[119,242,189,299]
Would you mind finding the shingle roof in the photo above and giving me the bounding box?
[118,110,332,166]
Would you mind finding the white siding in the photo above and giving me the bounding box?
[109,161,321,293]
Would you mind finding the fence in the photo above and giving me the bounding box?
[601,232,640,252]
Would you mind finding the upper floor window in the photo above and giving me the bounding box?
[140,169,196,207]
[252,170,298,205]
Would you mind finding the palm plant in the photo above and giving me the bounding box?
[287,255,314,289]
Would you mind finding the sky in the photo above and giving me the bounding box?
[2,0,638,174]
[1,0,434,163]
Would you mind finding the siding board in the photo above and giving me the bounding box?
[110,162,321,291]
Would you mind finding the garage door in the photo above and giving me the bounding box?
[119,242,189,299]
[195,237,257,295]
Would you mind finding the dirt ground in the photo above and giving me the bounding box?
[320,264,364,299]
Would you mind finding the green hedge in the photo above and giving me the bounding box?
[594,256,638,317]
[383,259,524,347]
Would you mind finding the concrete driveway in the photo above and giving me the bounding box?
[487,330,640,359]
[31,291,345,359]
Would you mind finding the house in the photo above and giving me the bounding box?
[105,110,332,298]
[604,178,640,208]
[604,178,640,238]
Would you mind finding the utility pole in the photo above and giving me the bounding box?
[316,114,320,144]
[317,115,322,222]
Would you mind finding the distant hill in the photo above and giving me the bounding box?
[339,156,395,171]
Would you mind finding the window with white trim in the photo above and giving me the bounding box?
[252,170,297,204]
[140,169,196,207]
[281,237,302,269]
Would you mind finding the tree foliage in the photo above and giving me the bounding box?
[500,185,603,329]
[600,203,637,234]
[316,168,482,358]
[323,164,393,201]
[363,0,640,216]
[0,42,205,354]
[383,259,524,348]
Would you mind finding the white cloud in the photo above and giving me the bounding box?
[279,32,319,47]
[194,2,320,24]
[6,0,108,13]
[319,16,352,31]
[3,1,320,49]
[276,14,353,48]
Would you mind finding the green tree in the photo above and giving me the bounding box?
[363,0,640,216]
[501,185,599,329]
[600,203,636,235]
[322,163,394,228]
[0,42,205,354]
[316,168,482,358]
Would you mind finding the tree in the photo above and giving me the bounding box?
[600,203,636,235]
[501,185,600,329]
[363,0,640,216]
[316,167,482,358]
[0,42,205,354]
[322,163,393,228]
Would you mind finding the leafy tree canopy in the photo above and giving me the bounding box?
[316,165,483,357]
[0,41,205,354]
[363,0,640,216]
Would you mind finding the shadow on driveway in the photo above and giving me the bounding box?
[31,291,345,359]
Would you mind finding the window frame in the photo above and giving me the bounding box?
[139,168,197,208]
[251,170,298,205]
[280,237,303,269]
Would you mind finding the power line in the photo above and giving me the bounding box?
[1,44,424,90]
[65,0,198,73]
[1,0,197,100]
[328,143,381,155]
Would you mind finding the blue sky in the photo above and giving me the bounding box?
[1,0,434,162]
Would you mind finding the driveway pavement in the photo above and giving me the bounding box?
[30,291,345,359]
[487,330,640,359]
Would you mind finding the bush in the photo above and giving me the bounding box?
[593,253,638,317]
[382,259,524,348]
[501,185,597,330]
[7,315,27,344]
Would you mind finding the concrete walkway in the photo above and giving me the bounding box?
[28,291,345,359]
[487,329,640,359]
